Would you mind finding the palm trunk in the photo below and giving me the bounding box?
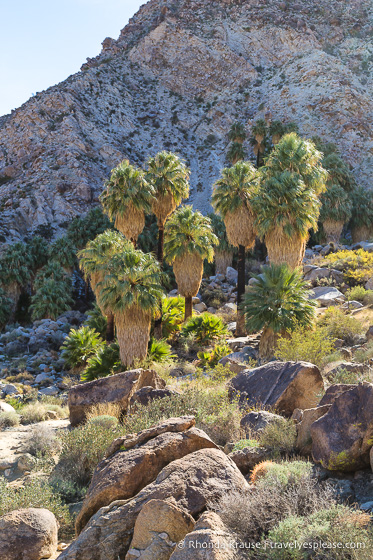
[154,222,164,339]
[184,296,193,321]
[116,308,151,368]
[106,313,114,342]
[259,327,277,362]
[236,244,246,337]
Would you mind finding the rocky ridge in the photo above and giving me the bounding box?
[0,0,372,241]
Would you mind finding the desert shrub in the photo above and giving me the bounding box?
[87,415,119,430]
[5,371,34,383]
[346,286,373,305]
[275,326,336,369]
[49,477,87,505]
[61,326,104,370]
[354,341,373,364]
[85,402,122,420]
[321,249,373,285]
[81,342,121,382]
[232,439,260,452]
[197,343,231,367]
[0,410,20,429]
[265,506,373,560]
[20,402,48,424]
[258,418,297,457]
[146,338,176,364]
[260,460,312,486]
[84,304,107,338]
[319,306,364,344]
[25,425,61,456]
[55,422,124,488]
[161,296,185,338]
[209,469,335,544]
[0,478,71,535]
[181,313,229,343]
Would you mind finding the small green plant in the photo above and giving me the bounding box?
[275,326,336,369]
[181,313,229,344]
[61,326,105,370]
[146,338,176,364]
[319,306,364,344]
[81,342,121,382]
[320,249,373,285]
[232,438,260,451]
[87,415,119,430]
[198,343,230,367]
[0,288,12,330]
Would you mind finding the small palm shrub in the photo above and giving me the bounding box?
[81,342,121,382]
[181,313,229,344]
[146,338,175,364]
[161,296,185,338]
[258,418,297,457]
[319,306,364,344]
[0,410,20,429]
[275,325,336,369]
[30,277,73,320]
[197,343,231,367]
[0,478,71,536]
[61,326,105,370]
[84,304,108,338]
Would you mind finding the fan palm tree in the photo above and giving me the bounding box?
[350,186,373,242]
[146,151,190,264]
[212,161,259,334]
[30,278,73,320]
[98,249,164,367]
[228,122,247,144]
[0,242,32,315]
[208,213,234,276]
[269,120,285,145]
[243,264,316,360]
[254,133,328,268]
[48,236,77,274]
[319,183,352,243]
[78,230,131,342]
[67,207,113,250]
[251,119,268,166]
[100,160,154,246]
[164,206,218,320]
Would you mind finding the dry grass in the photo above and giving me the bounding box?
[323,218,344,243]
[20,402,67,424]
[85,402,122,421]
[152,191,176,226]
[215,250,233,276]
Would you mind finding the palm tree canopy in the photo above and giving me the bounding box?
[243,264,316,333]
[263,133,328,195]
[78,230,131,280]
[208,213,231,252]
[98,249,164,315]
[350,186,373,229]
[227,142,246,164]
[164,206,218,264]
[34,262,70,292]
[0,242,32,287]
[322,153,355,193]
[100,159,154,220]
[212,161,259,218]
[49,237,77,270]
[146,151,190,210]
[228,122,247,143]
[253,170,321,239]
[251,119,268,141]
[320,183,353,223]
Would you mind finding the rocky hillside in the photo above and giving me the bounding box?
[0,0,372,241]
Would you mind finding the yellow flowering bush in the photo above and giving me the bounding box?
[321,249,373,284]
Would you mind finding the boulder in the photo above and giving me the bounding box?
[229,361,324,417]
[130,386,179,408]
[194,302,207,313]
[169,512,237,559]
[226,267,238,285]
[68,368,166,426]
[311,383,373,471]
[0,508,58,560]
[240,410,284,437]
[76,419,218,533]
[309,286,345,307]
[17,453,37,473]
[228,446,268,476]
[126,499,194,560]
[318,384,356,406]
[295,405,331,456]
[58,449,248,560]
[0,401,16,413]
[366,325,373,341]
[304,267,344,286]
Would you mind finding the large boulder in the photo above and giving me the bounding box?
[229,361,324,417]
[0,508,58,560]
[68,368,165,426]
[126,499,195,560]
[304,266,344,286]
[170,512,237,559]
[318,384,356,407]
[130,386,179,408]
[76,418,218,533]
[311,383,373,471]
[240,410,284,437]
[228,446,268,476]
[309,286,345,307]
[58,449,249,560]
[0,401,16,413]
[295,405,331,456]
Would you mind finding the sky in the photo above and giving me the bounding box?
[0,0,145,116]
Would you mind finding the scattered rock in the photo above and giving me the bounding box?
[304,267,344,286]
[226,267,238,286]
[0,508,58,560]
[130,386,179,408]
[68,369,166,426]
[17,453,37,473]
[229,361,324,416]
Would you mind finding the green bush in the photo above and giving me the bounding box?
[275,326,336,369]
[0,410,20,429]
[320,249,373,285]
[261,460,312,486]
[258,418,297,457]
[319,306,364,345]
[146,338,176,364]
[232,439,260,451]
[0,478,71,536]
[181,313,228,344]
[346,286,373,305]
[197,343,231,367]
[161,296,185,338]
[81,342,121,382]
[61,326,105,370]
[87,415,119,430]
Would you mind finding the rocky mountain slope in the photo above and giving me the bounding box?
[0,0,372,242]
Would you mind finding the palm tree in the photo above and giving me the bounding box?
[164,206,218,320]
[269,120,285,145]
[208,213,234,276]
[350,186,373,242]
[78,230,131,342]
[254,133,327,268]
[243,264,316,360]
[227,142,246,165]
[0,242,32,315]
[146,151,190,264]
[212,161,259,334]
[251,119,268,166]
[48,236,77,274]
[100,160,154,246]
[67,207,113,250]
[98,249,164,367]
[319,183,352,243]
[30,277,73,320]
[227,122,247,164]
